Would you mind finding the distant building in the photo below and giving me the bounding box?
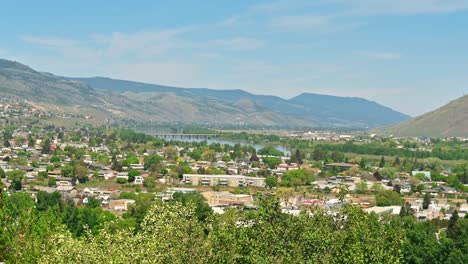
[134,176,144,185]
[364,206,401,216]
[202,191,253,206]
[325,163,358,172]
[182,174,265,188]
[108,199,135,211]
[412,171,431,180]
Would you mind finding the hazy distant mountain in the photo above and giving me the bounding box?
[0,59,307,127]
[0,59,410,129]
[288,93,410,128]
[380,95,468,137]
[73,77,410,128]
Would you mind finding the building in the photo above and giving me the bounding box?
[364,206,401,216]
[202,191,253,206]
[276,164,299,172]
[108,199,135,211]
[182,174,265,188]
[325,163,358,172]
[412,171,431,180]
[134,176,144,185]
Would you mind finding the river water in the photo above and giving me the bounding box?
[159,135,290,156]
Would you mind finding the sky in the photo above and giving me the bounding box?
[1,0,468,116]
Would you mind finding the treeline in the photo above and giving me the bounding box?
[314,142,468,161]
[1,190,467,263]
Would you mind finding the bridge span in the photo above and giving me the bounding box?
[152,134,220,140]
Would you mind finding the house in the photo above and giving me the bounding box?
[99,170,117,180]
[108,199,135,211]
[55,185,76,194]
[134,176,144,185]
[129,164,144,171]
[0,161,9,170]
[116,172,129,180]
[56,180,72,187]
[48,169,62,177]
[421,188,439,196]
[276,164,299,172]
[32,185,56,193]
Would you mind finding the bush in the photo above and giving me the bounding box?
[48,177,56,187]
[376,190,403,206]
[116,178,127,184]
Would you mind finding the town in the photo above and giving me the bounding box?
[1,121,466,218]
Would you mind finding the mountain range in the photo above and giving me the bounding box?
[71,76,410,128]
[0,58,410,129]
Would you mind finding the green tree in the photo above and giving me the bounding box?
[399,202,415,218]
[221,154,231,162]
[375,190,403,206]
[263,157,281,169]
[74,164,89,183]
[380,167,397,180]
[379,156,386,168]
[258,146,284,157]
[128,170,140,183]
[123,155,139,166]
[356,181,368,194]
[447,210,459,239]
[61,164,74,177]
[336,183,349,201]
[291,149,303,164]
[87,197,101,208]
[41,138,52,154]
[202,149,216,162]
[144,154,162,171]
[48,177,56,187]
[111,155,122,171]
[331,151,344,163]
[359,158,367,170]
[189,150,202,161]
[172,192,213,222]
[280,169,315,187]
[265,176,278,188]
[422,193,431,210]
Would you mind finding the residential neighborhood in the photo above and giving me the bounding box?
[0,124,466,223]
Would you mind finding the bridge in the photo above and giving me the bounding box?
[152,134,220,140]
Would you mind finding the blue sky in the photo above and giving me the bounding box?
[1,0,468,116]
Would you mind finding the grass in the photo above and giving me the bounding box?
[77,179,123,190]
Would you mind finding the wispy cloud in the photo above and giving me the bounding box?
[211,37,264,51]
[270,15,332,31]
[90,28,191,58]
[336,0,468,16]
[20,27,192,63]
[20,36,79,47]
[356,51,401,60]
[221,0,468,34]
[252,0,318,12]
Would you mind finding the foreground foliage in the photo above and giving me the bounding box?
[1,190,467,263]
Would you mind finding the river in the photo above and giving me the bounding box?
[157,135,290,156]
